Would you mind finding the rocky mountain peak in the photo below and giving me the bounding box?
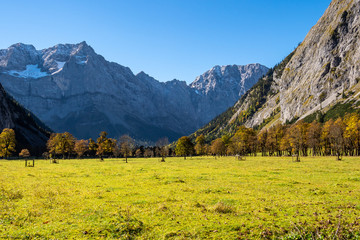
[136,71,156,82]
[9,43,37,52]
[0,41,101,79]
[190,63,269,96]
[44,41,92,56]
[167,79,187,86]
[68,41,94,56]
[0,43,40,70]
[41,41,97,73]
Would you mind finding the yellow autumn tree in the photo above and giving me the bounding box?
[194,134,206,155]
[321,119,334,156]
[19,149,30,158]
[306,121,322,156]
[230,126,257,156]
[74,139,88,158]
[47,132,75,159]
[257,129,268,156]
[96,131,116,160]
[0,128,16,158]
[280,128,292,156]
[210,138,226,157]
[344,113,360,155]
[329,118,346,160]
[119,135,134,163]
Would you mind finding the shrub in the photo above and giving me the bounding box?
[319,92,327,102]
[212,202,234,214]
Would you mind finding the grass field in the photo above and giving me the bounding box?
[1,156,360,239]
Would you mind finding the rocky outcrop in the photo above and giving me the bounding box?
[274,0,360,123]
[242,0,360,127]
[0,42,268,142]
[193,0,360,140]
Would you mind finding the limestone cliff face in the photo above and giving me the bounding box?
[193,0,360,140]
[0,83,49,153]
[0,42,267,142]
[277,0,360,123]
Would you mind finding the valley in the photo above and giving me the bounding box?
[1,0,360,238]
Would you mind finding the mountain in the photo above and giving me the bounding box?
[193,0,360,141]
[0,42,268,142]
[0,83,49,154]
[190,64,268,122]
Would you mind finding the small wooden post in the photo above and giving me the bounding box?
[25,159,35,167]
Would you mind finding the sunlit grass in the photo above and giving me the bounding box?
[1,156,360,239]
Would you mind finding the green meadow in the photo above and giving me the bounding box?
[1,156,360,239]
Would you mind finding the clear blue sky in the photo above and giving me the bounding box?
[0,0,331,83]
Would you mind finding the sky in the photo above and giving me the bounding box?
[0,0,331,83]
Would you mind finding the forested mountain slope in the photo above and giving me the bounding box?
[0,83,49,154]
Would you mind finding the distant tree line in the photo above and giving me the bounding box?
[45,131,173,162]
[2,113,360,161]
[0,128,174,161]
[189,113,360,161]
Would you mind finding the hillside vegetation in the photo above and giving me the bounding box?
[0,83,49,154]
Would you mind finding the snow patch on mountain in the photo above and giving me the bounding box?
[56,61,66,69]
[51,61,66,75]
[5,64,49,79]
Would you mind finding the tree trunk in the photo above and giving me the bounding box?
[295,151,300,162]
[337,152,341,161]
